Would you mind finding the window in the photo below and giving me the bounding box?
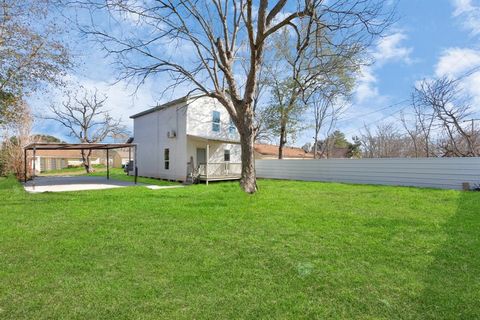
[164,148,170,170]
[224,149,230,162]
[229,117,236,134]
[212,111,220,132]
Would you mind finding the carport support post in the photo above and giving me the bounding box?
[128,147,131,176]
[106,149,109,180]
[32,146,36,178]
[134,145,138,184]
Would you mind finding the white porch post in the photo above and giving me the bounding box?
[32,145,36,190]
[206,143,209,185]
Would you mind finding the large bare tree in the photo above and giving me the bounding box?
[73,0,393,192]
[0,0,70,124]
[400,94,436,158]
[47,87,126,173]
[415,77,478,157]
[311,92,347,158]
[359,122,414,158]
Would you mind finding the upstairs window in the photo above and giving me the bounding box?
[229,117,236,134]
[224,149,231,162]
[164,148,170,170]
[212,111,220,132]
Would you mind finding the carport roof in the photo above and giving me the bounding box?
[24,143,135,150]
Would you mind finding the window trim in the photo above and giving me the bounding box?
[212,110,221,132]
[229,117,236,134]
[224,149,231,162]
[164,148,170,170]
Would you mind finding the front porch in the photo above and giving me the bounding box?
[187,135,242,184]
[197,162,241,182]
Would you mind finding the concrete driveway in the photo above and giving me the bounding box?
[23,176,143,193]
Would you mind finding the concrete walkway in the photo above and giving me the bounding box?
[24,176,143,193]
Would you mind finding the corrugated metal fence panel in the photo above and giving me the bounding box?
[255,158,480,190]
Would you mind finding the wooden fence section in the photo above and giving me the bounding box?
[255,158,480,190]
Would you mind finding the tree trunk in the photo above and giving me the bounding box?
[278,123,286,159]
[239,126,257,194]
[425,137,430,157]
[81,149,93,173]
[313,130,319,159]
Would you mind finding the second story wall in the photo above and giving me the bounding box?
[186,96,239,142]
[133,103,188,180]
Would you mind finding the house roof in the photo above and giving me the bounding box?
[24,143,135,150]
[129,93,206,119]
[322,147,350,159]
[254,143,314,159]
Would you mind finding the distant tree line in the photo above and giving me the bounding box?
[356,74,480,158]
[263,68,480,159]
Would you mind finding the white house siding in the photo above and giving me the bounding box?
[255,158,480,190]
[186,97,240,142]
[133,96,241,181]
[133,103,188,180]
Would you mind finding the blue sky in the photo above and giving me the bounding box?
[32,0,480,146]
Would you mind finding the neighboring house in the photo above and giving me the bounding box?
[130,95,241,182]
[110,149,132,168]
[254,143,314,159]
[319,147,350,159]
[31,150,105,173]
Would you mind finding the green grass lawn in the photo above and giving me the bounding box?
[0,177,479,319]
[38,164,107,175]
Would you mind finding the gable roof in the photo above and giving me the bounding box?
[130,93,206,119]
[254,143,314,159]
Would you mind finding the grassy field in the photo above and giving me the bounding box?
[38,164,107,175]
[0,177,479,319]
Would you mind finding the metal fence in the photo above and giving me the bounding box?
[255,158,480,190]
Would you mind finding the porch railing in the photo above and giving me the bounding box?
[198,162,241,177]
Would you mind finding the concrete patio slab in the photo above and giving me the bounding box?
[23,176,144,193]
[145,185,184,190]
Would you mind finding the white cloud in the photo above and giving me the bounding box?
[352,31,413,103]
[329,30,414,139]
[354,66,379,103]
[452,0,480,35]
[372,32,413,65]
[435,47,480,77]
[434,47,480,111]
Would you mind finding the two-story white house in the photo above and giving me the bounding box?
[130,94,242,183]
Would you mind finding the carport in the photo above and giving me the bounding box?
[23,142,138,184]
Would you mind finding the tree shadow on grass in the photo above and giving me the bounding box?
[417,191,480,319]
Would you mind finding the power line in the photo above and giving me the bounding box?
[342,103,411,136]
[339,66,480,136]
[336,99,409,124]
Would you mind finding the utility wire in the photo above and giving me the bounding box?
[336,99,409,124]
[342,103,411,137]
[339,65,480,136]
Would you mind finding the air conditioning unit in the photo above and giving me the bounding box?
[167,130,177,138]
